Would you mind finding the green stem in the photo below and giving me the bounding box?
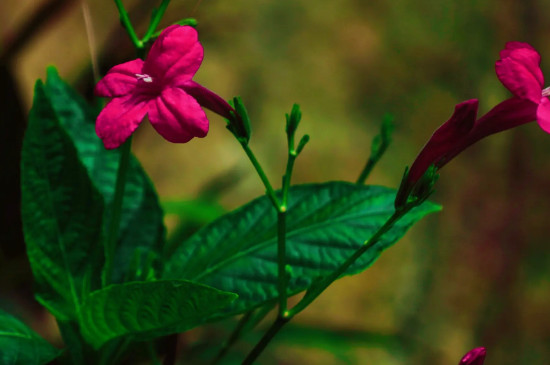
[356,157,377,185]
[102,137,132,287]
[242,316,290,365]
[211,302,276,365]
[211,311,254,365]
[143,0,171,43]
[277,148,297,316]
[290,207,410,316]
[240,143,280,209]
[244,301,277,332]
[277,210,287,316]
[232,110,303,362]
[281,151,296,208]
[239,142,288,314]
[99,337,132,365]
[113,0,143,49]
[147,342,162,365]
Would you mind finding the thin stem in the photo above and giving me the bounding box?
[277,210,287,316]
[113,0,143,49]
[356,115,393,185]
[147,342,162,365]
[281,151,296,208]
[244,302,277,332]
[356,157,377,185]
[240,143,280,209]
[242,316,290,365]
[230,107,304,362]
[290,207,411,316]
[211,311,254,365]
[143,0,171,43]
[102,137,132,286]
[99,337,132,365]
[211,302,276,365]
[277,147,297,316]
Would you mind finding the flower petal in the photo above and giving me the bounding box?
[499,41,536,59]
[536,97,550,133]
[495,43,543,103]
[143,25,203,85]
[95,59,144,98]
[96,94,149,149]
[181,81,235,119]
[443,97,537,164]
[147,87,209,143]
[467,97,536,142]
[407,99,478,184]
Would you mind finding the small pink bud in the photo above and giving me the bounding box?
[459,347,486,365]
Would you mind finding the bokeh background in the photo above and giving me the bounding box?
[2,0,550,364]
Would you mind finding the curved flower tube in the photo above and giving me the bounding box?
[396,42,545,206]
[95,25,235,149]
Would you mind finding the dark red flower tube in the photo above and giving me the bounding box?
[396,41,548,208]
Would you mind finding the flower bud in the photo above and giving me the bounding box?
[459,347,486,365]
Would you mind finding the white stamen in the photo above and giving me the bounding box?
[543,86,550,97]
[136,73,153,83]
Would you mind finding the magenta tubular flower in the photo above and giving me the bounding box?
[95,25,234,149]
[459,347,486,365]
[398,42,546,207]
[406,99,478,186]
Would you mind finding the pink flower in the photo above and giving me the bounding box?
[496,42,550,133]
[459,347,486,365]
[95,25,234,149]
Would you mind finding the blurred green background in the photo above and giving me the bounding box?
[1,0,550,364]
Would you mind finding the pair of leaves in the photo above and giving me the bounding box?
[21,67,167,320]
[0,309,61,365]
[21,69,238,349]
[164,182,440,316]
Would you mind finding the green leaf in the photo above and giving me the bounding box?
[0,309,61,365]
[43,67,165,283]
[163,182,440,316]
[79,280,237,349]
[21,81,104,320]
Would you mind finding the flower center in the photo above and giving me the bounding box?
[135,73,153,83]
[542,86,550,97]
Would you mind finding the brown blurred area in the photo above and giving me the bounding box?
[1,0,550,364]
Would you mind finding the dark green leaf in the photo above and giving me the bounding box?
[79,280,238,348]
[21,81,104,320]
[43,67,165,283]
[0,309,61,365]
[164,182,440,316]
